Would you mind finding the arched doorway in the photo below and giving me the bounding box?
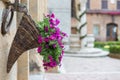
[106,23,118,41]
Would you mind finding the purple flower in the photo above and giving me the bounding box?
[59,56,62,62]
[37,46,42,53]
[62,32,68,37]
[49,19,54,24]
[58,40,64,48]
[58,40,62,45]
[49,61,57,67]
[57,35,63,40]
[37,13,66,69]
[53,44,56,48]
[44,26,49,32]
[50,24,55,28]
[55,27,60,33]
[62,50,64,55]
[49,35,56,40]
[46,44,49,48]
[48,55,53,61]
[50,13,55,18]
[55,19,60,26]
[44,37,49,42]
[38,35,43,43]
[60,45,64,48]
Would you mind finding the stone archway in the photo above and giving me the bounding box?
[106,23,118,41]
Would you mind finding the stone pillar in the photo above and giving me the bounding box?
[38,0,48,20]
[80,0,87,48]
[0,0,17,80]
[29,0,47,73]
[17,52,29,80]
[17,0,29,80]
[48,0,71,51]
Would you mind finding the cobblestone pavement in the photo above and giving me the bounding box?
[45,73,120,80]
[30,55,120,80]
[62,56,120,73]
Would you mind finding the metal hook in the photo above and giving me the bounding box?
[1,0,28,35]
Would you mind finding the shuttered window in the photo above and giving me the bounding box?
[117,1,120,10]
[102,0,108,9]
[93,25,100,36]
[86,0,90,9]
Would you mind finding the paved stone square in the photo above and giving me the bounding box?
[30,55,120,80]
[62,55,120,73]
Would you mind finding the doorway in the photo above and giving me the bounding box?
[106,23,118,41]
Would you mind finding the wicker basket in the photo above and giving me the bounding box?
[7,14,40,73]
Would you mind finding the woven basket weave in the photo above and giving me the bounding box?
[7,14,40,73]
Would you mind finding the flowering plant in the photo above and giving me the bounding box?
[37,13,67,70]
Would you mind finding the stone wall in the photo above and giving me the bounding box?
[0,0,48,80]
[0,0,17,80]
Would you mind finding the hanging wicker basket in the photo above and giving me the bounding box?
[7,14,40,73]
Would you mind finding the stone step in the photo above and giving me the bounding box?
[70,38,80,42]
[70,44,81,46]
[70,41,80,44]
[70,45,81,51]
[65,51,109,57]
[70,34,80,41]
[69,34,81,50]
[65,48,109,57]
[70,34,80,37]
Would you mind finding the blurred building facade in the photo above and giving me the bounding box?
[86,0,120,41]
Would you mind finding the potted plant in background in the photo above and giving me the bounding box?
[37,13,67,72]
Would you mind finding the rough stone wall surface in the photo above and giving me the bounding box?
[0,1,17,80]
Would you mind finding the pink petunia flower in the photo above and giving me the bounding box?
[37,46,42,53]
[38,35,43,44]
[50,13,55,18]
[44,26,49,32]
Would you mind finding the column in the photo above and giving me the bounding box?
[29,0,48,73]
[80,0,87,48]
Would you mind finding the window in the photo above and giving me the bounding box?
[117,1,120,10]
[102,0,108,9]
[93,25,100,36]
[86,0,90,9]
